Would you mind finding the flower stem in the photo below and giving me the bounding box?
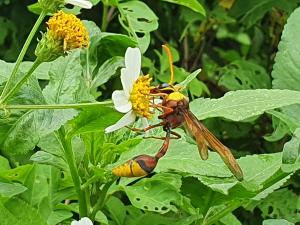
[0,11,47,101]
[0,101,113,110]
[101,5,109,31]
[0,59,42,104]
[57,128,88,217]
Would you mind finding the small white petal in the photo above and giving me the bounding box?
[65,0,93,8]
[112,90,132,113]
[105,110,136,133]
[71,217,93,225]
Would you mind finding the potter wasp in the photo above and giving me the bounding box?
[112,45,243,181]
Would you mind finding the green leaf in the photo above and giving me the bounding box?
[43,50,92,104]
[95,210,108,225]
[177,68,201,89]
[47,209,73,225]
[0,164,33,183]
[118,1,157,52]
[117,173,193,213]
[272,7,300,91]
[263,219,294,225]
[281,128,300,172]
[118,1,159,33]
[69,106,121,136]
[83,20,101,38]
[0,58,79,159]
[251,171,291,201]
[20,165,57,207]
[30,151,69,171]
[124,206,201,225]
[218,60,271,90]
[230,0,297,28]
[0,59,13,84]
[161,0,206,16]
[238,153,282,191]
[90,56,124,90]
[220,213,242,225]
[0,197,48,225]
[105,196,126,225]
[270,8,300,136]
[0,182,27,197]
[89,32,137,66]
[0,156,10,171]
[190,89,300,121]
[259,188,300,223]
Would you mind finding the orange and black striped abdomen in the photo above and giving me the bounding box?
[112,155,158,177]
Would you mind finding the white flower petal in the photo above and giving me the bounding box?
[65,0,93,8]
[112,90,132,113]
[105,110,136,133]
[125,47,141,79]
[121,68,134,97]
[71,217,93,225]
[120,47,142,96]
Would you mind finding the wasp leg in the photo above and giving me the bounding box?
[170,131,181,139]
[143,132,180,140]
[155,130,171,159]
[126,122,165,133]
[149,104,174,119]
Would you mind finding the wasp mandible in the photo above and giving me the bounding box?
[113,45,243,181]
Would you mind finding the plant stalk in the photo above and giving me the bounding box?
[0,59,42,104]
[0,11,46,101]
[58,128,88,217]
[101,5,109,31]
[0,101,112,110]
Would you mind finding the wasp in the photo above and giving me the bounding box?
[112,45,244,181]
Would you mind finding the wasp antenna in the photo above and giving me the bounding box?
[162,44,174,85]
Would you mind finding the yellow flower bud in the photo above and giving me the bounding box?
[35,10,89,62]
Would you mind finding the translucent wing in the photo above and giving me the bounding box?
[181,109,243,181]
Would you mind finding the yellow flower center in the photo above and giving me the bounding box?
[130,75,152,118]
[47,10,89,51]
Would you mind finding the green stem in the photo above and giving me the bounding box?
[58,128,88,217]
[0,101,112,110]
[0,11,47,100]
[101,5,109,31]
[0,59,42,104]
[90,181,114,220]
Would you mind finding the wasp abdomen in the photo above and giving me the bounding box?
[112,154,158,177]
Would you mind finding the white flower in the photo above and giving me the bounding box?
[105,47,152,133]
[71,217,93,225]
[65,0,92,8]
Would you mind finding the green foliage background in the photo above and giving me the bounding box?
[0,0,300,225]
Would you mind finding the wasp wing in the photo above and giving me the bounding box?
[183,109,209,160]
[181,109,243,181]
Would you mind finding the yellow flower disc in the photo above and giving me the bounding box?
[47,10,89,51]
[130,75,152,118]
